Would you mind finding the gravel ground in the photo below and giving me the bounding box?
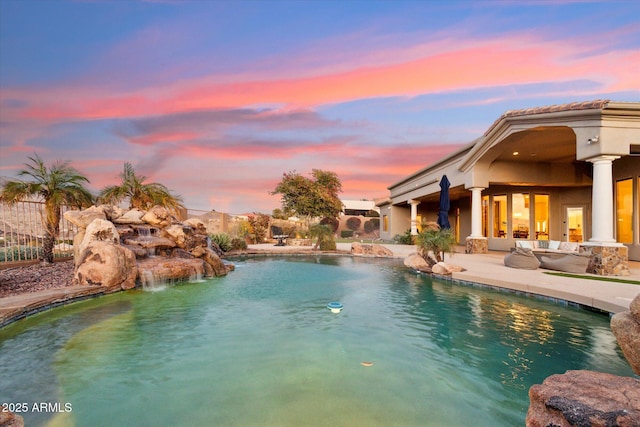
[0,260,75,297]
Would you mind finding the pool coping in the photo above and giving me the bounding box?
[1,244,638,328]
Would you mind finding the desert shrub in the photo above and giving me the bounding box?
[393,230,414,245]
[346,217,361,231]
[319,239,336,251]
[341,230,354,238]
[365,210,380,217]
[247,213,270,243]
[230,237,248,251]
[0,245,43,262]
[210,233,232,252]
[415,228,457,262]
[319,217,339,232]
[364,218,380,234]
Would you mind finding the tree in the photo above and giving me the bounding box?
[309,223,336,251]
[99,162,185,212]
[0,154,93,263]
[271,169,343,222]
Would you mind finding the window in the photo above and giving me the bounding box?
[534,194,549,240]
[616,178,633,243]
[512,193,530,239]
[383,215,389,232]
[493,195,507,238]
[482,195,489,237]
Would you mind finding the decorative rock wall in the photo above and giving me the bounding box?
[580,244,630,276]
[465,237,488,254]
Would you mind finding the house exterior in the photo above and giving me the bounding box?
[379,100,640,274]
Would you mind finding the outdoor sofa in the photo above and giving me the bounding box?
[509,240,590,273]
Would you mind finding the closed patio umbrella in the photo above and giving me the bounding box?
[437,175,451,229]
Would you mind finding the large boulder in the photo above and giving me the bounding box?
[95,204,125,221]
[113,208,145,224]
[141,205,175,228]
[404,252,431,272]
[162,224,208,251]
[75,241,138,291]
[77,218,119,258]
[351,242,394,257]
[64,205,106,228]
[137,257,206,286]
[183,218,207,234]
[432,261,465,275]
[0,410,24,427]
[611,293,640,375]
[526,370,640,426]
[191,246,230,276]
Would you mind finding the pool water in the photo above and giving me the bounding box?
[0,256,635,426]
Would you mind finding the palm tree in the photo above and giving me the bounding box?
[0,154,93,263]
[99,162,185,213]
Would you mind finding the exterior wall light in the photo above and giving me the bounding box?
[587,136,599,144]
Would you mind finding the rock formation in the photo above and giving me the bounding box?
[404,252,432,273]
[350,242,393,257]
[403,251,464,275]
[527,293,640,426]
[0,410,24,427]
[611,293,640,375]
[65,205,232,292]
[526,370,640,427]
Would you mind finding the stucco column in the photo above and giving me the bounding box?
[588,155,619,243]
[469,187,485,238]
[409,199,420,235]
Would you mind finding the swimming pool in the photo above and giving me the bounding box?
[0,256,634,426]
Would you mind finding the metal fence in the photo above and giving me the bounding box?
[0,201,79,264]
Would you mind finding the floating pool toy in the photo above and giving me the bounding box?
[361,361,374,367]
[327,302,343,313]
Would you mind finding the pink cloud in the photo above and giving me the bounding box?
[3,32,637,124]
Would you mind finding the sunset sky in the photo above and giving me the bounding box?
[1,0,639,214]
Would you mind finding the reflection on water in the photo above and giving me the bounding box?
[0,256,635,427]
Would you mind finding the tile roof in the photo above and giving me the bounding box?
[484,99,611,136]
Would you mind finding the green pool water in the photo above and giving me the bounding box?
[0,256,635,426]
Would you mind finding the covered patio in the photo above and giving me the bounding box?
[380,100,640,274]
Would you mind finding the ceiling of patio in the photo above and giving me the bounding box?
[487,126,577,163]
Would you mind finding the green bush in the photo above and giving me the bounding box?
[365,210,380,217]
[230,237,248,251]
[346,217,361,231]
[364,218,380,233]
[341,230,354,238]
[209,233,232,252]
[393,230,414,245]
[0,245,43,262]
[319,239,336,251]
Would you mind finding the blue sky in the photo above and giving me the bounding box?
[1,0,638,213]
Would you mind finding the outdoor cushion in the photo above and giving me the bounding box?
[549,240,561,250]
[537,240,549,249]
[559,241,579,252]
[540,254,589,273]
[517,240,533,249]
[504,248,540,270]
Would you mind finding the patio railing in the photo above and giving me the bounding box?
[0,201,79,264]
